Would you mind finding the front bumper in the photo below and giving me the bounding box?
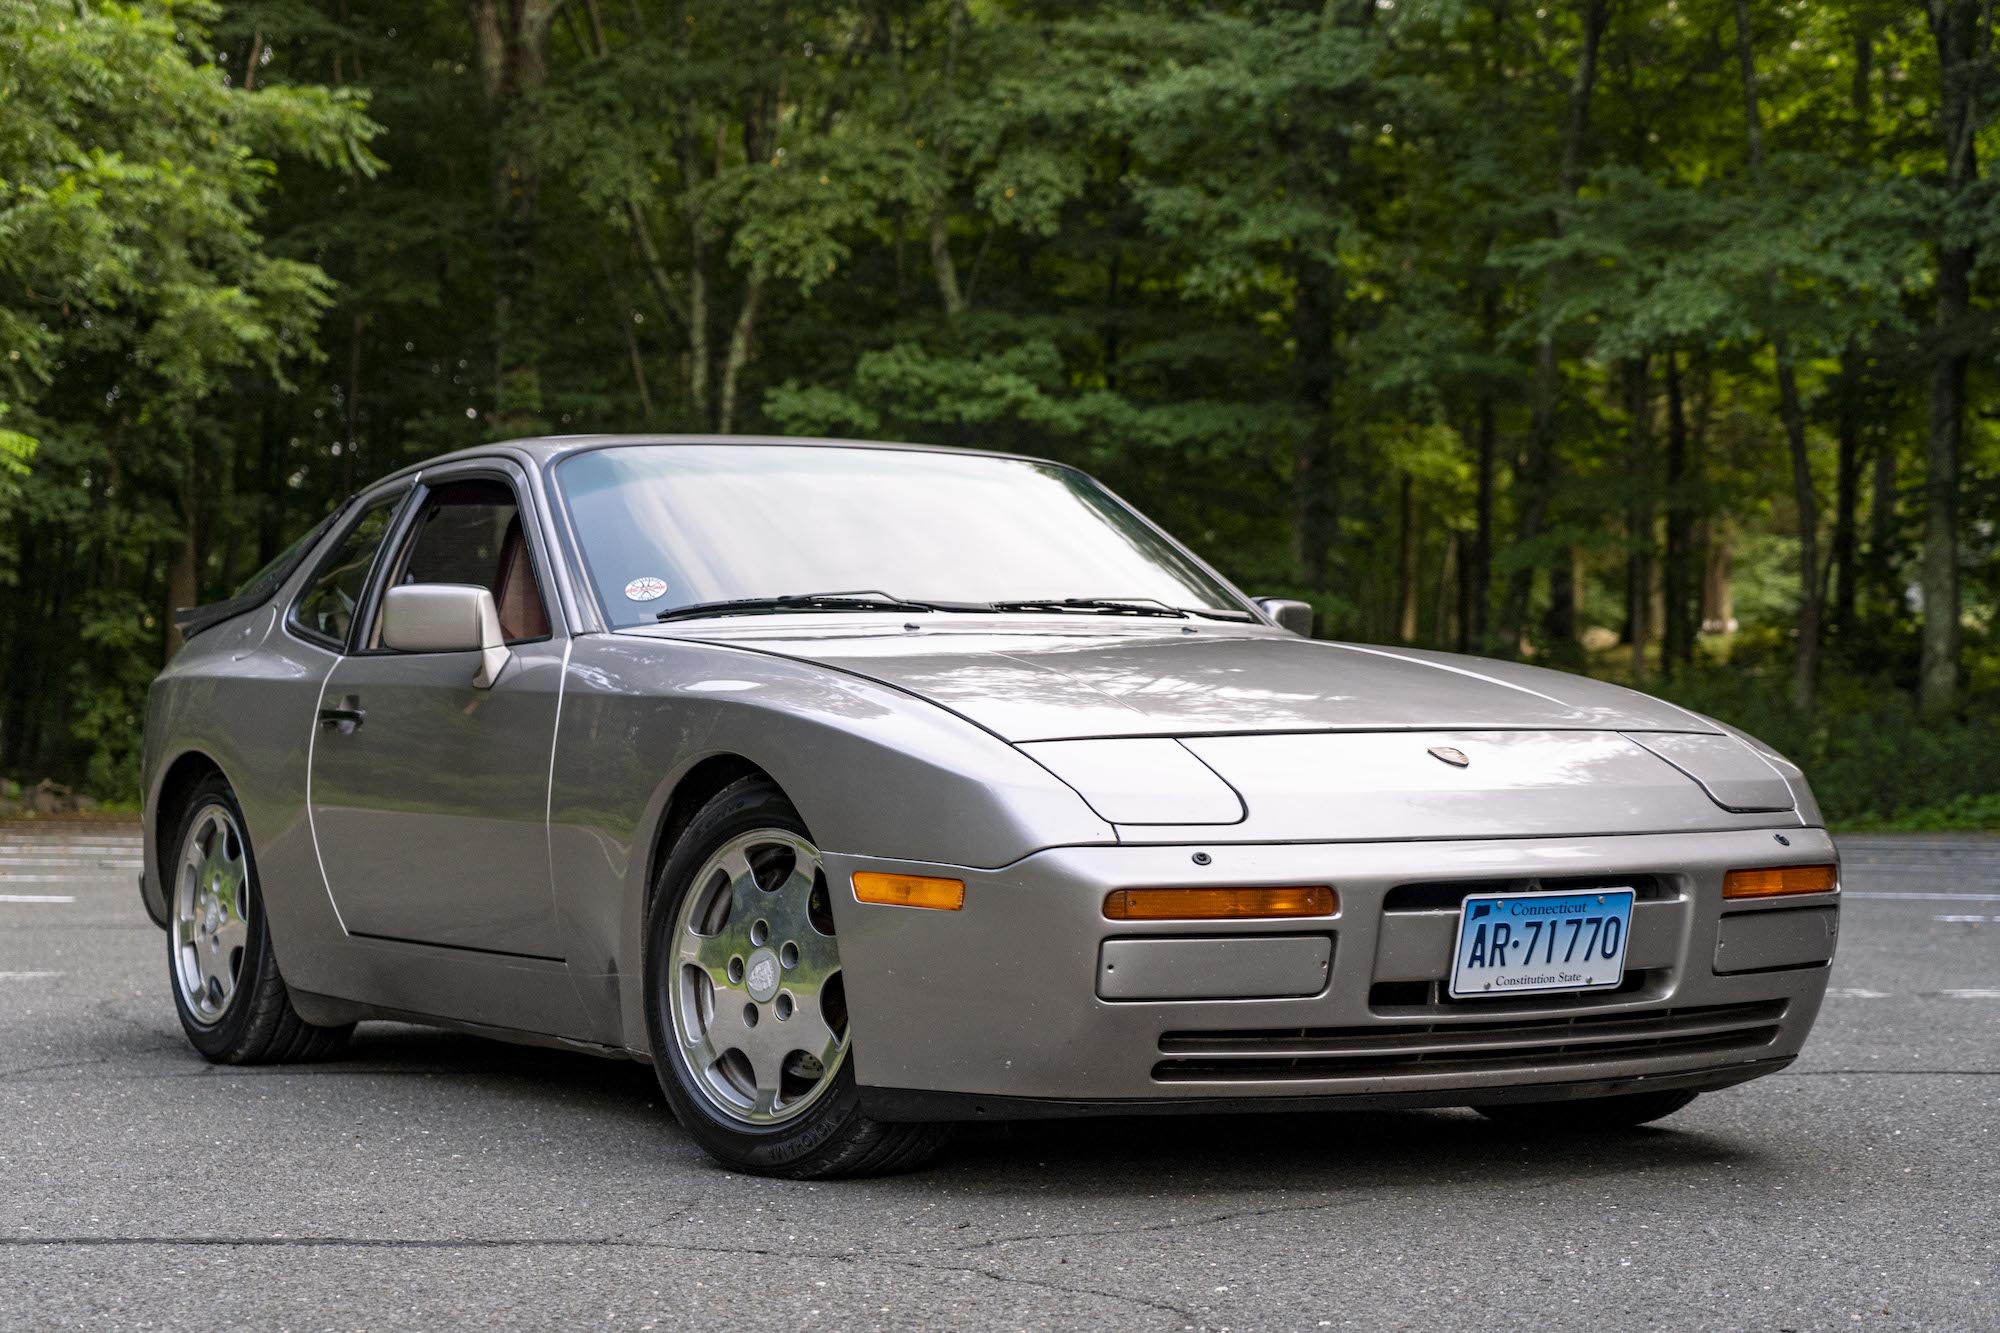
[825,827,1837,1116]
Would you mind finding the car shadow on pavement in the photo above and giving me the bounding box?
[324,1024,1765,1195]
[942,1107,1762,1195]
[330,1023,665,1108]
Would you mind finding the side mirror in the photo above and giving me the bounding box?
[1255,597,1315,637]
[379,584,511,688]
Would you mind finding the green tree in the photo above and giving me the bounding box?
[0,0,377,783]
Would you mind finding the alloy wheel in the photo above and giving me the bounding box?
[668,828,849,1125]
[172,803,252,1026]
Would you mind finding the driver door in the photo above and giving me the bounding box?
[307,462,567,959]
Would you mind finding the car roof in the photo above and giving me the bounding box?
[365,434,1058,493]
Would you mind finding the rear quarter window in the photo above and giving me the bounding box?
[289,495,402,650]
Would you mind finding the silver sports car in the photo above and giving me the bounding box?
[141,436,1839,1177]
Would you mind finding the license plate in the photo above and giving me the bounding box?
[1448,889,1635,999]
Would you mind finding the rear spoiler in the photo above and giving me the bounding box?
[173,593,268,640]
[171,502,350,641]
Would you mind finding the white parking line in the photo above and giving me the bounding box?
[0,843,140,850]
[0,850,142,856]
[0,894,78,904]
[1936,914,2000,923]
[0,845,141,850]
[1844,892,2000,902]
[0,971,62,980]
[1825,986,1999,1000]
[0,862,141,868]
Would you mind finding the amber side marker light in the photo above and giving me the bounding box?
[1722,864,1839,899]
[1103,885,1337,921]
[852,871,965,911]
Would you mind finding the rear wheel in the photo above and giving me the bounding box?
[644,776,948,1177]
[1474,1087,1698,1130]
[167,776,352,1063]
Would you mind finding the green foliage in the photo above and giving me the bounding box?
[0,0,381,408]
[1844,792,2000,834]
[0,0,380,781]
[1655,671,2000,828]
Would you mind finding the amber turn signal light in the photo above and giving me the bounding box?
[1722,864,1838,899]
[852,871,965,911]
[1102,885,1337,921]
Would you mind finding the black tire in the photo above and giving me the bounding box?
[166,775,353,1063]
[643,775,949,1178]
[1473,1087,1699,1130]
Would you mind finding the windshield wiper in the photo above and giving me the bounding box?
[988,596,1187,619]
[656,590,972,623]
[657,590,1256,624]
[989,596,1258,622]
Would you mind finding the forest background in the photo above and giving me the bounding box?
[1,0,1996,827]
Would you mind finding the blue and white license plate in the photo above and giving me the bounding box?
[1448,889,1635,999]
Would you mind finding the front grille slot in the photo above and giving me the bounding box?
[1153,999,1785,1083]
[1382,874,1675,914]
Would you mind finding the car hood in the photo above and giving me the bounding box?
[642,620,1715,742]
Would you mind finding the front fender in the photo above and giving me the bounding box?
[547,632,1114,1053]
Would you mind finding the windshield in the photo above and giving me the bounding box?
[553,444,1248,629]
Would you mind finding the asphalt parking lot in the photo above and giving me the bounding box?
[2,823,1995,1331]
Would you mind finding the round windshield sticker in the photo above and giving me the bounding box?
[623,576,669,602]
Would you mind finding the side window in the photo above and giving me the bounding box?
[385,479,551,645]
[290,495,401,650]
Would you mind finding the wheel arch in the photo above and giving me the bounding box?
[146,749,231,928]
[643,752,781,910]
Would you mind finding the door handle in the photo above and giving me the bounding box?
[318,697,366,732]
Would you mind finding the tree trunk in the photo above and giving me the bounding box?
[1831,360,1862,636]
[1702,526,1734,634]
[685,213,710,423]
[610,263,656,419]
[1499,0,1608,655]
[255,399,285,568]
[716,274,765,435]
[469,0,558,437]
[1734,0,1821,711]
[1435,532,1459,646]
[1461,290,1500,655]
[928,204,966,317]
[1833,23,1873,634]
[1542,548,1580,665]
[166,455,200,662]
[670,3,710,423]
[1918,0,1984,713]
[1464,393,1497,654]
[1398,474,1419,643]
[1869,433,1897,604]
[927,0,970,319]
[1622,356,1653,684]
[1776,344,1821,711]
[341,309,363,494]
[1660,348,1695,677]
[0,528,40,768]
[1287,258,1337,588]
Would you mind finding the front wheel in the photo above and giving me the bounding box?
[643,776,948,1177]
[167,775,352,1063]
[1473,1087,1699,1130]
